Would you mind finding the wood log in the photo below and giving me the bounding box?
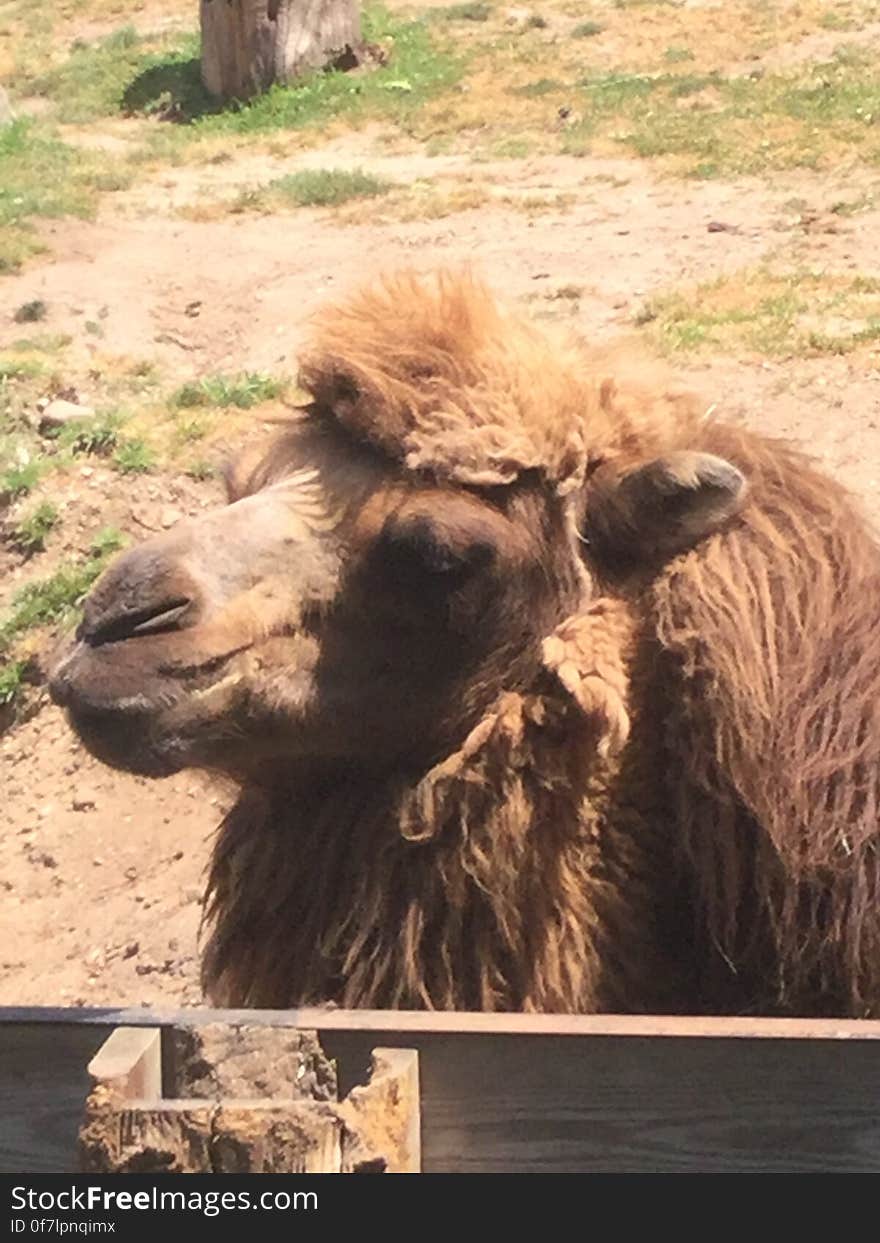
[200,0,363,101]
[77,1024,419,1173]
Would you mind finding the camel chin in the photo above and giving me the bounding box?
[49,634,248,777]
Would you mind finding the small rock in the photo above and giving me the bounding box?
[39,399,95,431]
[72,793,97,811]
[505,6,533,28]
[14,299,47,325]
[124,866,138,882]
[160,507,182,529]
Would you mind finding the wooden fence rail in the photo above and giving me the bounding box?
[2,1008,880,1173]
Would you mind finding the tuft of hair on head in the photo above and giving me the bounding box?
[297,267,593,493]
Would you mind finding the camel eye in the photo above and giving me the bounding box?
[377,514,495,582]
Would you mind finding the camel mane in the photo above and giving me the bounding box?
[652,420,880,1015]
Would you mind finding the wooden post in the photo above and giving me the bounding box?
[79,1025,420,1173]
[200,0,363,102]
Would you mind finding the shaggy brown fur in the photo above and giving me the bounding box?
[298,268,704,491]
[647,423,880,1016]
[203,587,681,1012]
[54,270,880,1017]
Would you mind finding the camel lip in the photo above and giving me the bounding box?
[48,638,247,716]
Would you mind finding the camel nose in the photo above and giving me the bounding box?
[78,543,201,647]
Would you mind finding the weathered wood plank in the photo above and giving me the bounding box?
[5,1006,880,1041]
[2,1015,880,1173]
[320,1029,880,1173]
[0,1024,108,1174]
[87,1026,161,1100]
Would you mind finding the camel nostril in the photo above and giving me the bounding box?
[79,597,193,647]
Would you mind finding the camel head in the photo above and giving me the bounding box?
[50,272,746,781]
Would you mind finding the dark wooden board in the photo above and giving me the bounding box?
[2,1009,880,1173]
[0,1023,109,1176]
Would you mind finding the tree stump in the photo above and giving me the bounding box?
[200,0,363,102]
[78,1025,420,1173]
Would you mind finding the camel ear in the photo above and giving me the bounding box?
[583,450,747,565]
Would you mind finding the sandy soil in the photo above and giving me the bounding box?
[2,33,880,1009]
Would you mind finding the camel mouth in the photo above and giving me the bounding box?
[49,637,248,775]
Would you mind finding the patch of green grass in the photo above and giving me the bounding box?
[10,334,71,355]
[10,501,59,555]
[818,10,855,30]
[31,25,202,124]
[0,659,27,708]
[173,417,208,447]
[2,546,111,644]
[434,2,492,20]
[265,167,392,208]
[639,268,880,358]
[551,44,880,174]
[0,118,130,274]
[0,356,45,383]
[664,45,695,63]
[172,372,286,410]
[54,412,125,457]
[509,78,564,98]
[489,137,536,158]
[184,458,216,481]
[0,231,46,276]
[0,458,44,503]
[113,438,155,474]
[0,526,127,686]
[830,192,876,216]
[582,69,663,104]
[120,6,459,139]
[89,526,126,559]
[571,21,604,38]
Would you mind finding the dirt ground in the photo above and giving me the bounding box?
[2,1,879,1008]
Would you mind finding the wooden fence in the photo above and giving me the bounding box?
[2,1007,880,1173]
